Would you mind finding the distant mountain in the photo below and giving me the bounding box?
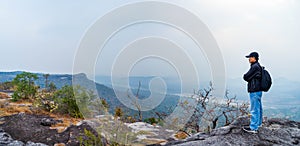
[0,71,72,89]
[98,75,300,106]
[0,71,24,82]
[77,74,180,119]
[2,71,299,121]
[95,75,211,95]
[226,77,300,121]
[0,71,179,119]
[0,71,121,111]
[95,75,183,94]
[264,106,300,121]
[100,75,300,121]
[227,77,300,109]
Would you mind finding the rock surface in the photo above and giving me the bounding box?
[1,113,300,146]
[165,116,300,146]
[40,117,62,126]
[87,115,177,145]
[0,113,107,146]
[0,130,48,146]
[125,122,175,145]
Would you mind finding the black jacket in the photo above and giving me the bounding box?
[243,61,262,93]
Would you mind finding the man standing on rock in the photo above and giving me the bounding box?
[242,52,263,134]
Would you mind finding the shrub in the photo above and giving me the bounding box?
[114,107,123,118]
[34,92,58,113]
[48,82,57,92]
[11,72,38,101]
[53,85,83,118]
[0,81,13,90]
[77,128,104,146]
[144,117,158,125]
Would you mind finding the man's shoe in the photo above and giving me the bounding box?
[242,126,258,134]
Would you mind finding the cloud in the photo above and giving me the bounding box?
[183,0,300,80]
[0,0,299,81]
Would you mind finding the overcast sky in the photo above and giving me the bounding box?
[0,0,299,82]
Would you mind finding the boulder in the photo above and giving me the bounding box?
[0,131,48,146]
[0,131,13,145]
[165,116,300,146]
[40,118,60,126]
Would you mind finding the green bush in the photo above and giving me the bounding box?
[53,85,83,118]
[144,117,158,125]
[114,107,123,118]
[48,82,57,92]
[78,128,104,146]
[12,72,38,101]
[0,81,13,90]
[34,92,58,113]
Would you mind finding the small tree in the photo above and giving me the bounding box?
[53,85,83,118]
[127,81,142,122]
[200,91,249,130]
[114,107,124,118]
[12,72,38,101]
[52,85,103,118]
[43,74,50,91]
[181,82,249,133]
[48,82,57,92]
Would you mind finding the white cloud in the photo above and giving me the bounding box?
[0,0,299,81]
[183,0,300,80]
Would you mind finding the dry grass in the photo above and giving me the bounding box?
[174,131,189,139]
[0,98,37,115]
[50,114,82,133]
[0,92,10,99]
[13,99,33,105]
[0,100,7,108]
[0,100,33,117]
[0,98,83,133]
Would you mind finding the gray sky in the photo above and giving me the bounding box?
[0,0,299,81]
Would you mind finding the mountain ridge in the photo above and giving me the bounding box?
[1,71,300,121]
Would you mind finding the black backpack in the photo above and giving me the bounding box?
[261,66,272,92]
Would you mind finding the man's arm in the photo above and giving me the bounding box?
[243,65,260,82]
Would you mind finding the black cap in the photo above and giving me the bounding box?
[245,52,259,58]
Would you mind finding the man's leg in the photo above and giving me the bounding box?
[249,92,261,130]
[258,91,263,126]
